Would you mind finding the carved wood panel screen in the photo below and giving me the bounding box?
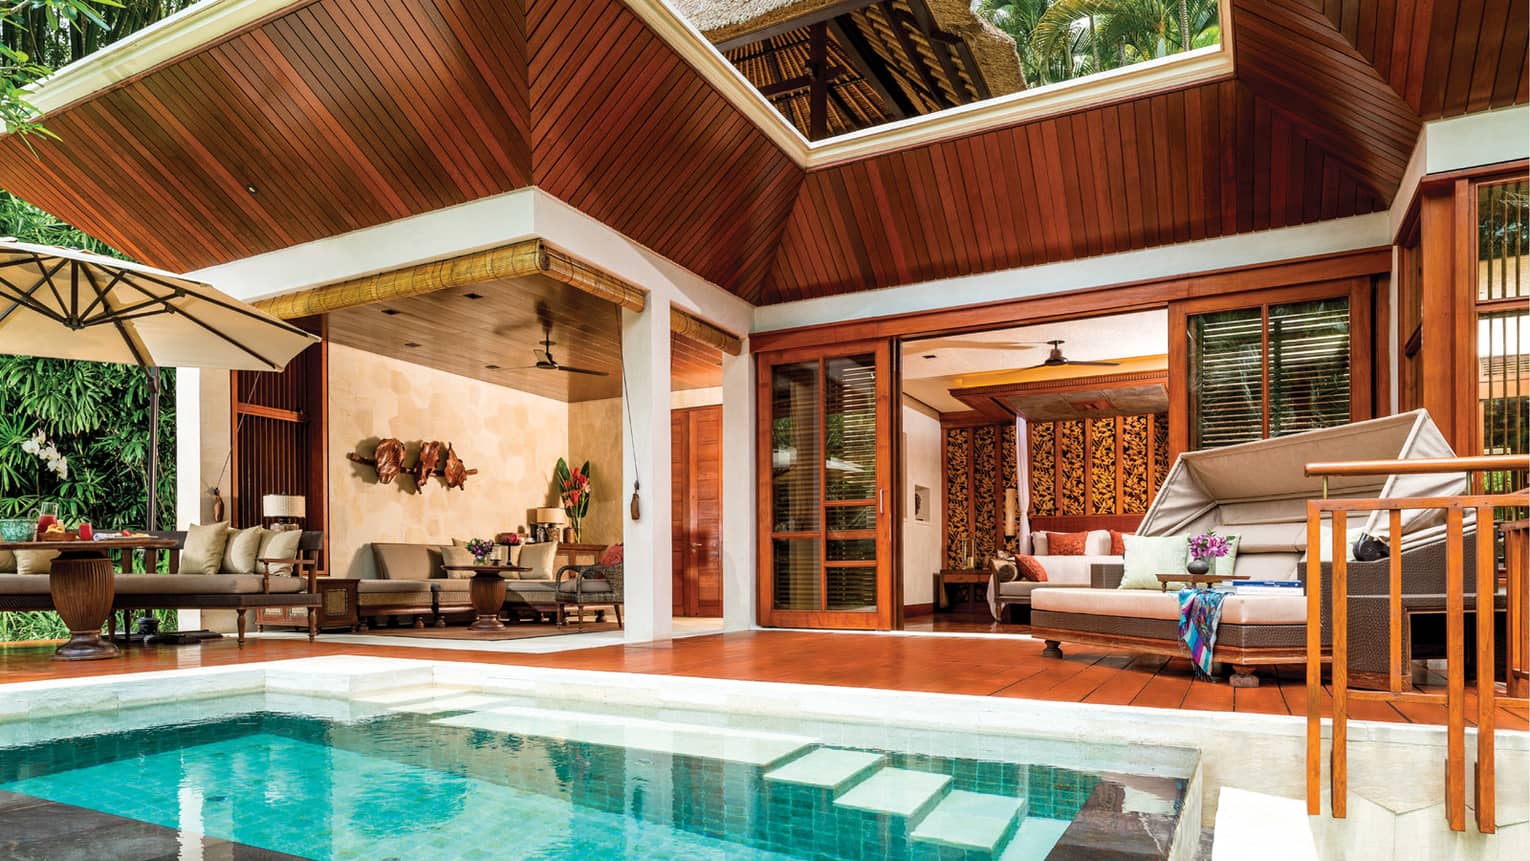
[1028,412,1168,519]
[941,420,1019,568]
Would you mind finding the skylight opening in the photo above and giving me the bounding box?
[670,0,1224,144]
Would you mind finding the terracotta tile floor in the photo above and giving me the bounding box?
[2,629,1524,730]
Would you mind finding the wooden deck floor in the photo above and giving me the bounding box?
[2,628,1525,730]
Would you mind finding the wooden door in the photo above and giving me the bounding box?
[756,339,899,630]
[672,406,723,617]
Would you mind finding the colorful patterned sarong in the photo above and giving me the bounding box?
[1177,588,1226,679]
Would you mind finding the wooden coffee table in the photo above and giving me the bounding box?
[0,536,177,661]
[1157,573,1248,591]
[442,563,529,631]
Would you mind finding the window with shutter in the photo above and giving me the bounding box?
[1189,297,1353,450]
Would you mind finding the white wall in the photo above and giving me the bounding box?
[901,399,943,609]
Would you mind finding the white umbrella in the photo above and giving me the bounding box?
[0,239,320,528]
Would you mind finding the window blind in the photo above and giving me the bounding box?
[1191,307,1264,449]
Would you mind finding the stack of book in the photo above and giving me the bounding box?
[1233,579,1304,596]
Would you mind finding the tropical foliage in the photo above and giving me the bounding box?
[976,0,1220,87]
[1,1,196,137]
[0,193,177,642]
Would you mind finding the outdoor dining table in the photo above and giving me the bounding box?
[0,536,178,661]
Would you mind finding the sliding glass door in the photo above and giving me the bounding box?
[756,340,898,629]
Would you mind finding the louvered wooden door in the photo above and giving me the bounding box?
[672,405,723,618]
[756,339,898,630]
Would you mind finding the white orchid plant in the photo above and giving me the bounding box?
[20,430,68,481]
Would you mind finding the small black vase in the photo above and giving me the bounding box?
[1186,557,1211,576]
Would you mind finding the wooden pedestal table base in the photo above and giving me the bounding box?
[444,563,529,633]
[1,537,179,661]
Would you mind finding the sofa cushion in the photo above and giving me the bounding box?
[255,529,302,577]
[599,544,624,566]
[1031,587,1306,624]
[516,541,558,581]
[1120,534,1189,589]
[440,545,477,570]
[1017,555,1048,582]
[1084,530,1112,556]
[0,549,14,573]
[357,579,433,608]
[222,526,265,575]
[115,574,304,595]
[180,522,230,576]
[1031,532,1048,555]
[371,543,440,580]
[16,549,58,576]
[997,580,1049,599]
[0,574,51,595]
[1109,530,1128,555]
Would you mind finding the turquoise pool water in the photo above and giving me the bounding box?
[0,694,1189,860]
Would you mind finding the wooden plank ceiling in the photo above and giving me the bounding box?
[0,0,1522,306]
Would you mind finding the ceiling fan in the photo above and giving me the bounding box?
[513,318,610,377]
[1019,340,1120,370]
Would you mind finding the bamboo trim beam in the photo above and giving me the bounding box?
[254,239,647,319]
[671,307,742,355]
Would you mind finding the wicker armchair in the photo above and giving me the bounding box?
[553,563,623,630]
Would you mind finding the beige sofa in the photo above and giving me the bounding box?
[1029,411,1468,687]
[988,529,1124,619]
[362,541,560,628]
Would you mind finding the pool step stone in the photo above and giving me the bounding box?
[434,705,816,767]
[763,748,885,792]
[911,790,1027,853]
[833,767,951,820]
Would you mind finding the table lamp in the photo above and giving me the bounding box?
[263,494,306,531]
[531,507,566,543]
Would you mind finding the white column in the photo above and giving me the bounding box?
[173,368,203,630]
[621,302,673,643]
[721,345,756,631]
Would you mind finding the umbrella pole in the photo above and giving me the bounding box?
[146,365,160,534]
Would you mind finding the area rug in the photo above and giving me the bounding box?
[357,622,621,641]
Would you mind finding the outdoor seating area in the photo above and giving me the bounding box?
[0,0,1525,857]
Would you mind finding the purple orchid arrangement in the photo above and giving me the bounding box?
[1189,532,1231,561]
[465,537,494,563]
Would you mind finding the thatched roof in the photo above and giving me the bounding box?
[675,0,1025,139]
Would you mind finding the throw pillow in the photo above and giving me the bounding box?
[1109,530,1129,556]
[0,549,14,573]
[441,545,476,570]
[598,543,624,566]
[1017,555,1049,582]
[221,526,265,574]
[255,529,302,577]
[1048,531,1089,555]
[1119,534,1190,590]
[1030,532,1049,555]
[992,557,1018,582]
[181,521,231,576]
[16,549,59,576]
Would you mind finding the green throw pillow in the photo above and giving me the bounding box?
[1119,534,1190,590]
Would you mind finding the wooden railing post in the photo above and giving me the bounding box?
[1331,509,1348,819]
[1475,504,1497,834]
[1306,500,1324,816]
[1445,506,1466,832]
[1388,509,1403,693]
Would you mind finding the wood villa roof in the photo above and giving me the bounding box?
[0,0,1522,306]
[676,0,1025,139]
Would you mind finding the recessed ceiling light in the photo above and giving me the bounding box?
[484,364,500,370]
[463,292,483,300]
[245,184,257,195]
[404,341,421,348]
[381,309,400,316]
[922,354,937,359]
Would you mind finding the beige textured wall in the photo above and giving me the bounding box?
[328,344,569,579]
[566,397,624,547]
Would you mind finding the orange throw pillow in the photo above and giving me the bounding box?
[1048,531,1089,555]
[598,544,624,566]
[1109,530,1130,556]
[1017,555,1049,582]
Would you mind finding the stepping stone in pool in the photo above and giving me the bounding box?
[912,790,1027,853]
[833,768,950,819]
[764,748,885,792]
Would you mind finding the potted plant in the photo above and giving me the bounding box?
[465,537,493,564]
[555,458,591,542]
[1187,532,1231,576]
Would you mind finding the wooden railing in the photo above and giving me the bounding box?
[1304,455,1529,834]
